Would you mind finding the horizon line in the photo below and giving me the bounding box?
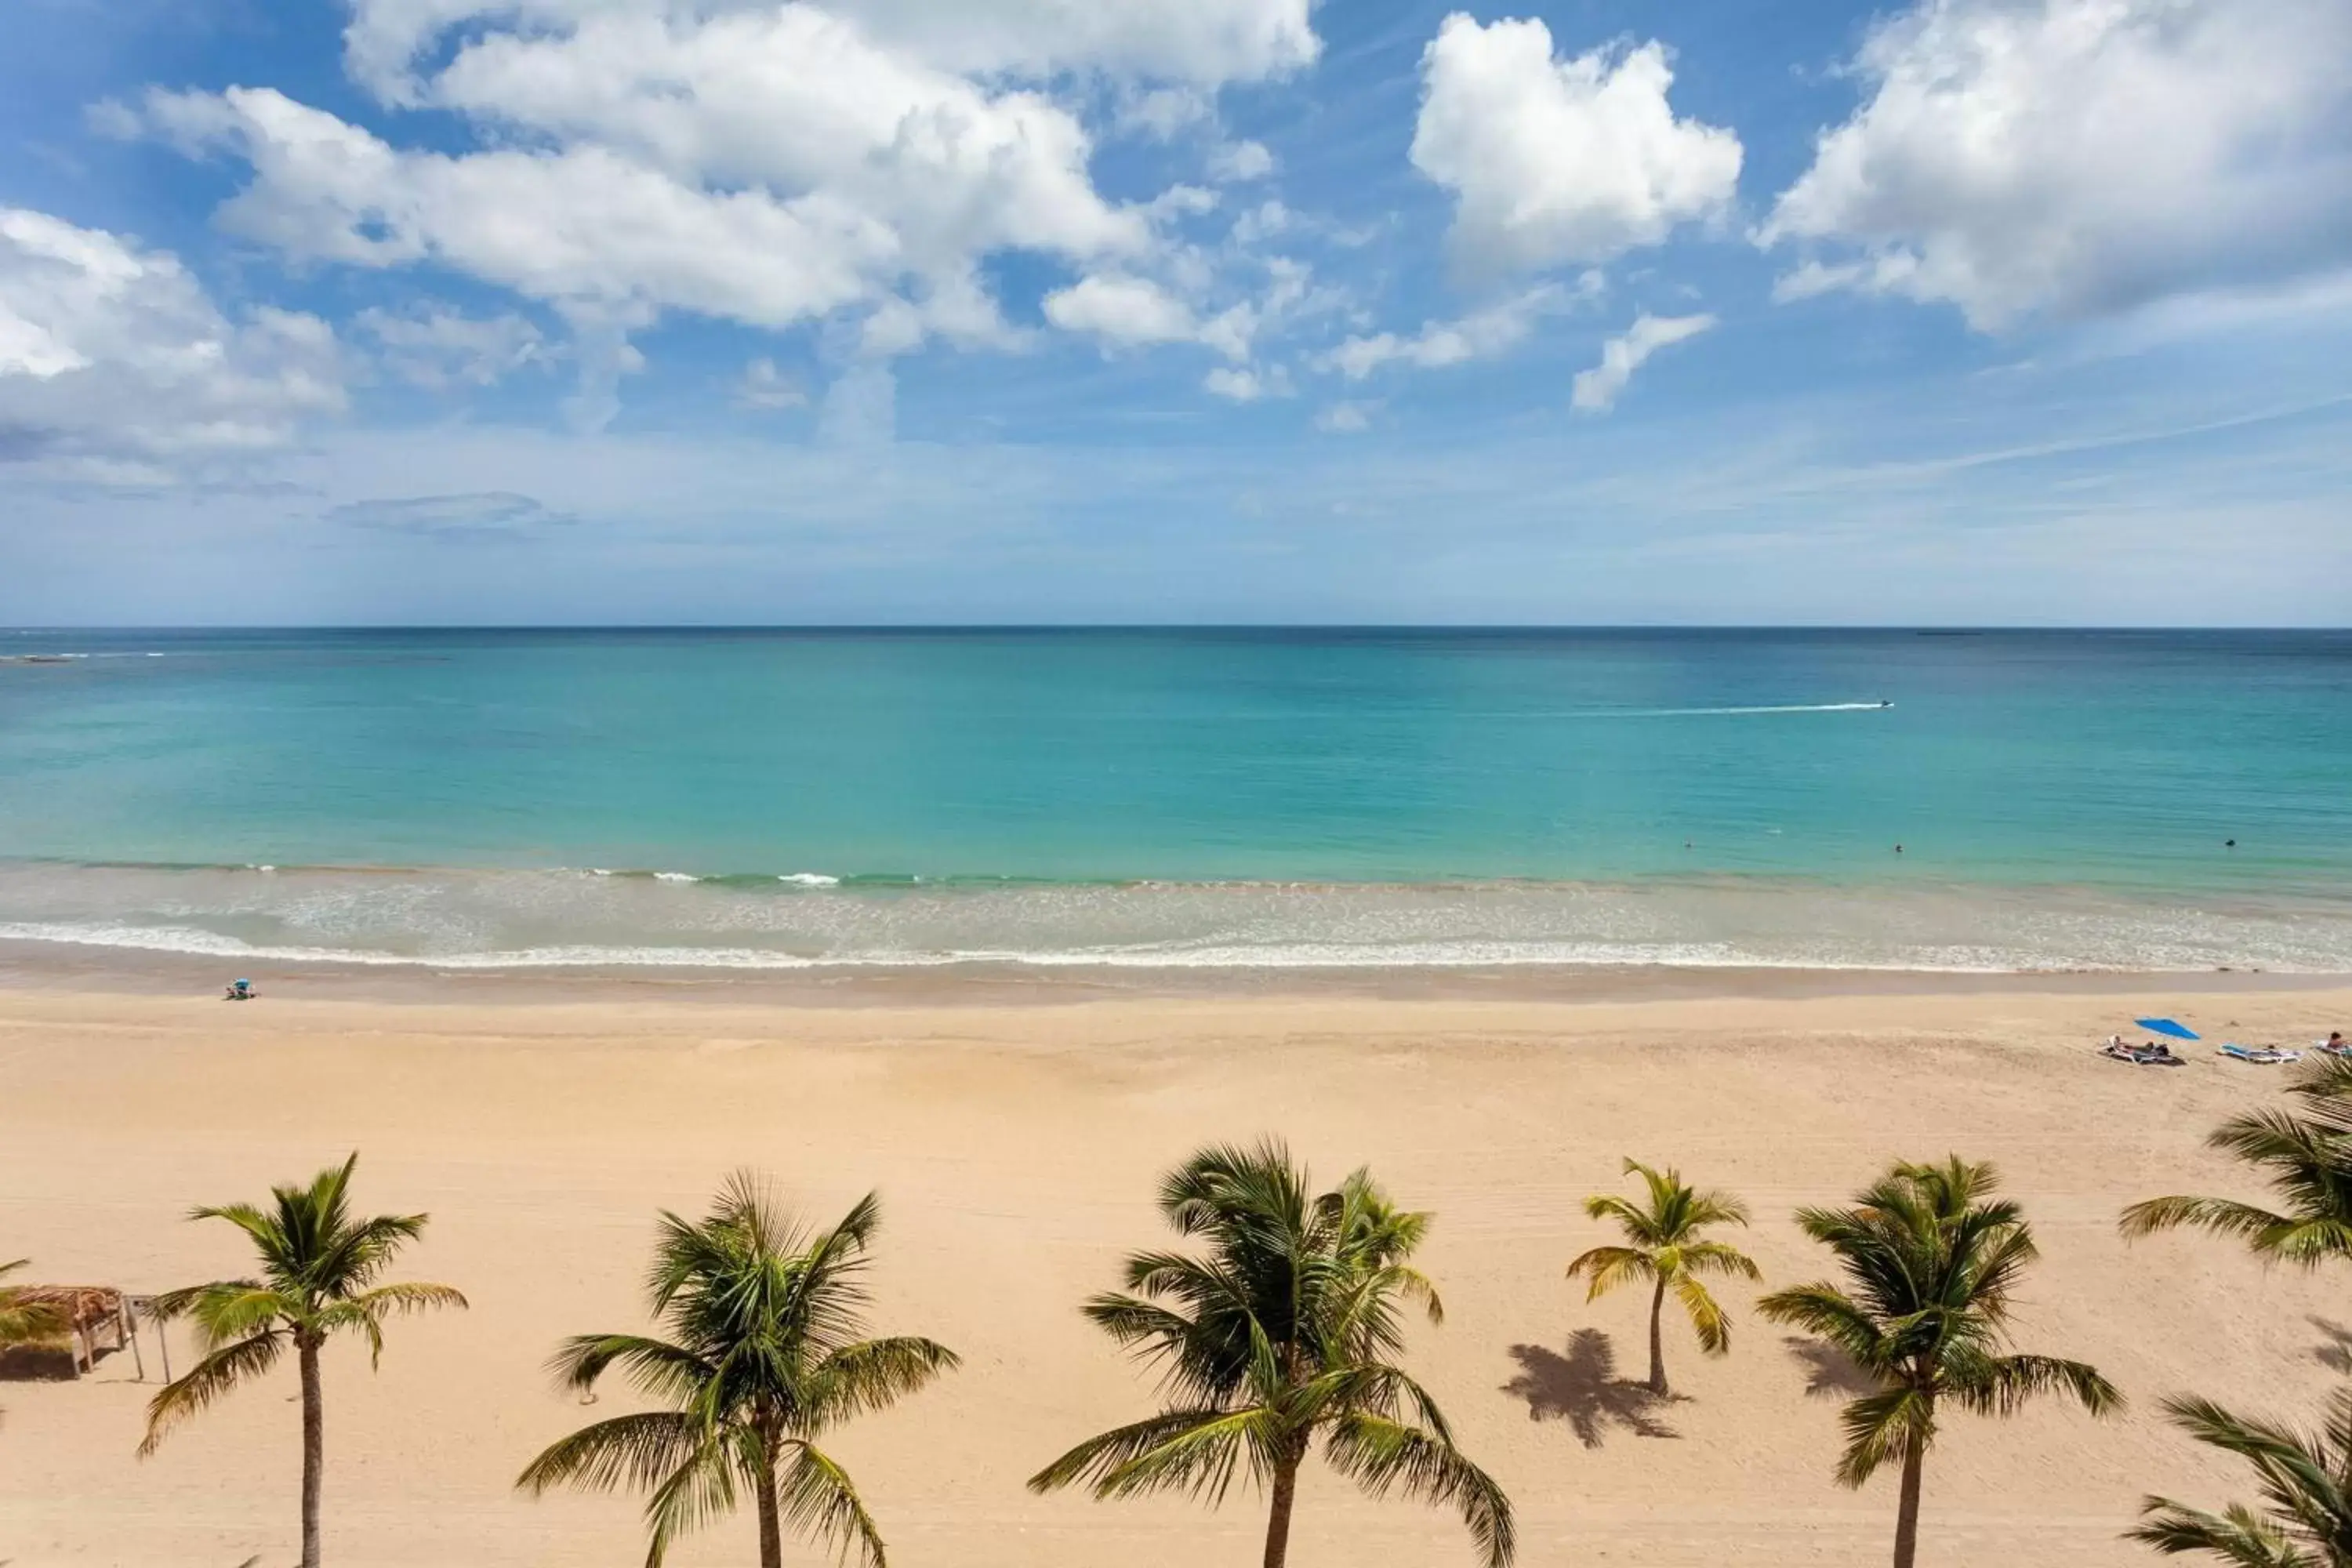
[9,623,2351,635]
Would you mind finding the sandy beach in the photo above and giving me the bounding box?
[4,975,2349,1567]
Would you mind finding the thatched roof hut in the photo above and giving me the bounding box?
[0,1285,133,1378]
[12,1285,124,1329]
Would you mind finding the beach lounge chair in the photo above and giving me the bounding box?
[2219,1044,2300,1065]
[2318,1034,2352,1059]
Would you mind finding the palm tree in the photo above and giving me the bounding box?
[139,1154,466,1568]
[1758,1156,2119,1568]
[517,1174,957,1568]
[2130,1389,2352,1565]
[1566,1159,1759,1396]
[1,1258,71,1424]
[1029,1140,1513,1568]
[2121,1053,2352,1266]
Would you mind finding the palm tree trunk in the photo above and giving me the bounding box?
[298,1334,324,1568]
[1261,1453,1301,1568]
[1890,1428,1926,1568]
[756,1472,784,1568]
[1646,1276,1668,1396]
[755,1429,785,1568]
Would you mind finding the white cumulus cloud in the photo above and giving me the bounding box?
[138,86,908,333]
[343,0,1319,102]
[0,206,343,482]
[120,0,1323,423]
[1762,0,2352,329]
[1570,310,1714,413]
[423,6,1145,272]
[1044,274,1202,348]
[1412,15,1742,275]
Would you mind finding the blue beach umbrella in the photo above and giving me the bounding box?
[2135,1017,2199,1040]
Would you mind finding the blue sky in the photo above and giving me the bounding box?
[2,0,2348,624]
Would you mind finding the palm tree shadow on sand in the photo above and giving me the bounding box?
[2310,1316,2352,1374]
[1782,1334,1882,1398]
[1502,1329,1681,1448]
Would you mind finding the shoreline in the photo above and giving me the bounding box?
[3,936,2346,1009]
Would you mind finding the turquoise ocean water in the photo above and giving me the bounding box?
[2,628,2347,973]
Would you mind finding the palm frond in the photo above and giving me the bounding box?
[314,1211,430,1296]
[2263,1220,2352,1268]
[1951,1353,2122,1419]
[1671,1273,1731,1356]
[1681,1189,1753,1229]
[2155,1392,2352,1544]
[1324,1412,1515,1568]
[317,1281,467,1368]
[810,1335,961,1422]
[1756,1283,1890,1370]
[1563,1246,1653,1301]
[546,1333,716,1401]
[2122,1080,2352,1275]
[2161,1395,2321,1465]
[1374,1261,1446,1328]
[776,1439,889,1568]
[2129,1497,2311,1566]
[1083,1292,1202,1349]
[1831,1386,1933,1488]
[638,1429,740,1568]
[1279,1361,1440,1446]
[1581,1193,1653,1237]
[138,1330,285,1454]
[345,1280,469,1315]
[1678,1240,1762,1280]
[2122,1196,2299,1245]
[515,1410,704,1496]
[170,1283,294,1350]
[1029,1407,1272,1504]
[784,1190,887,1359]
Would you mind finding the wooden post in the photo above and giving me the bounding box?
[122,1300,146,1381]
[131,1294,170,1382]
